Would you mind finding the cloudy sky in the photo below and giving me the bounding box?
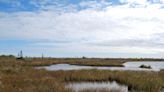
[0,0,164,58]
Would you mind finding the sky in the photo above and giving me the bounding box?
[0,0,164,58]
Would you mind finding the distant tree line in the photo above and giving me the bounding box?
[0,55,15,58]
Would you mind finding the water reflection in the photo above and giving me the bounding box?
[66,81,128,92]
[38,63,160,71]
[124,61,164,70]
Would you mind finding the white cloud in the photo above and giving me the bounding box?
[120,0,148,4]
[0,0,164,56]
[79,0,111,10]
[118,0,164,8]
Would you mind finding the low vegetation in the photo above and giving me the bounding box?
[0,56,164,92]
[20,57,125,67]
[139,65,152,69]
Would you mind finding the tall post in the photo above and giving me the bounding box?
[20,50,23,58]
[42,53,44,59]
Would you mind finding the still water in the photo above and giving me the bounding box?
[123,61,164,70]
[38,61,164,71]
[66,81,128,92]
[36,61,164,92]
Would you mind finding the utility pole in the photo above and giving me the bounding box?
[42,53,44,59]
[20,50,23,59]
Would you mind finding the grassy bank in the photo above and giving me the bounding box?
[0,56,164,92]
[56,70,164,92]
[20,58,125,67]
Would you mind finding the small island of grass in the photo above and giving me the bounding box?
[139,64,152,69]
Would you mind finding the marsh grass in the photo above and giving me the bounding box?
[53,70,164,92]
[0,56,164,92]
[21,58,125,67]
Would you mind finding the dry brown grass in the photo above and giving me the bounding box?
[0,56,164,92]
[21,58,125,67]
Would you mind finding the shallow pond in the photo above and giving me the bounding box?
[66,81,128,92]
[38,62,162,71]
[124,61,164,70]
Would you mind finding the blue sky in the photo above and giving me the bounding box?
[0,0,164,58]
[0,0,123,12]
